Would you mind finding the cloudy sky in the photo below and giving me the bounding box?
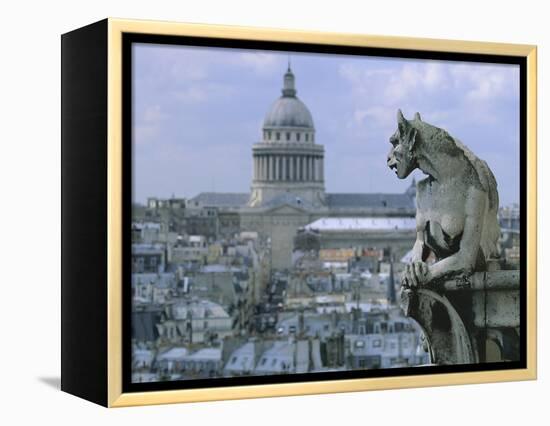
[132,43,520,206]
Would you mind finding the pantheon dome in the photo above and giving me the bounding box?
[249,65,325,207]
[261,66,316,144]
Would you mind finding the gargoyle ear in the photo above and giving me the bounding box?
[414,112,422,121]
[408,128,418,152]
[397,109,408,135]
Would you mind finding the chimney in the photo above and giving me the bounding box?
[387,251,397,305]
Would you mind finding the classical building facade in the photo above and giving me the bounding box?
[190,66,416,269]
[248,66,326,208]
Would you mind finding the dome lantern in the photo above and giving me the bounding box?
[282,65,297,97]
[263,66,315,131]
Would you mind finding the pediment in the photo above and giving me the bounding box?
[264,203,309,215]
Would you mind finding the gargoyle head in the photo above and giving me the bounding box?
[387,110,420,179]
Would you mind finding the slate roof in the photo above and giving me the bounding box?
[305,217,416,231]
[261,192,315,210]
[326,193,414,210]
[132,310,161,342]
[189,191,414,210]
[190,192,250,208]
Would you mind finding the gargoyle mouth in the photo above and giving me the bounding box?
[387,159,399,173]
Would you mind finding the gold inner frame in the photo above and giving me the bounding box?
[106,18,537,407]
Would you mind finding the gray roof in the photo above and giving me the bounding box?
[326,193,414,210]
[305,217,416,231]
[132,310,160,342]
[261,192,315,210]
[191,192,249,208]
[264,96,314,129]
[263,68,315,130]
[190,191,414,211]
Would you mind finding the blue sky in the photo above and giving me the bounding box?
[132,43,520,206]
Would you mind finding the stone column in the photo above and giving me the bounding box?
[289,155,294,181]
[313,156,319,182]
[316,157,320,181]
[270,155,275,180]
[316,157,321,181]
[275,156,280,181]
[282,156,287,181]
[259,156,263,181]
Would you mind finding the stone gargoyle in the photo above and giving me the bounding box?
[387,110,501,289]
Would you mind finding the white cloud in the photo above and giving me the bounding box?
[134,125,158,147]
[237,52,280,74]
[142,105,168,123]
[383,62,447,103]
[338,59,518,131]
[173,86,208,104]
[173,83,237,104]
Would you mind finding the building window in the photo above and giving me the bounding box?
[286,132,290,141]
[296,132,301,141]
[355,340,365,348]
[373,339,382,348]
[305,133,309,142]
[267,130,271,140]
[312,134,314,142]
[276,132,280,141]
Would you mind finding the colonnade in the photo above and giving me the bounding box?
[253,154,324,182]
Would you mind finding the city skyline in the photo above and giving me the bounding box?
[132,43,520,206]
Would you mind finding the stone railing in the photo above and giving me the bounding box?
[401,270,520,365]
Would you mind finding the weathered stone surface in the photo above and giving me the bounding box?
[388,110,520,364]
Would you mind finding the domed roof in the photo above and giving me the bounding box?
[263,66,315,130]
[264,97,314,129]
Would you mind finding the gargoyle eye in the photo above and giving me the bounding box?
[389,133,399,146]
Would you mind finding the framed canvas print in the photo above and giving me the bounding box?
[61,18,537,407]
